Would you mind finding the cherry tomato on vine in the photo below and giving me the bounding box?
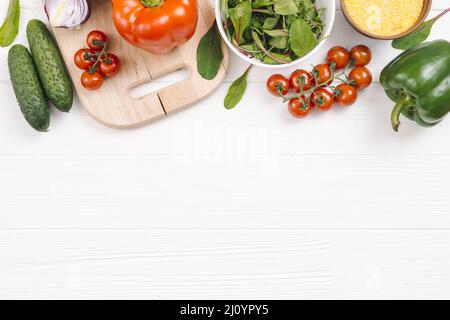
[312,88,334,110]
[267,74,290,97]
[87,30,108,51]
[326,46,350,69]
[81,71,104,90]
[349,66,372,89]
[99,53,121,78]
[288,96,314,118]
[312,64,333,86]
[289,69,313,93]
[74,48,96,70]
[350,45,372,67]
[335,84,357,106]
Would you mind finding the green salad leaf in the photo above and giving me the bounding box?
[229,0,252,44]
[263,53,292,64]
[269,36,289,49]
[224,66,253,110]
[0,0,20,47]
[392,8,450,50]
[300,0,317,19]
[263,29,289,37]
[197,23,224,80]
[262,17,279,30]
[289,17,318,57]
[274,0,299,15]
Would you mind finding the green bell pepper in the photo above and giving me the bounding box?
[380,40,450,131]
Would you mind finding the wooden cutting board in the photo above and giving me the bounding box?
[51,0,228,128]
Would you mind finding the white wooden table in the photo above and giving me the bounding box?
[0,0,449,299]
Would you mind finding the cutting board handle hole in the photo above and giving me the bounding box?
[129,68,190,100]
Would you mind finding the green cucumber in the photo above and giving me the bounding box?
[26,19,73,112]
[8,44,50,132]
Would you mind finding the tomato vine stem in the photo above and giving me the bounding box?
[88,42,109,74]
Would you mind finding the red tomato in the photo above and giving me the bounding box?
[348,66,372,89]
[350,45,372,67]
[312,88,334,110]
[326,46,350,69]
[312,64,333,86]
[99,53,121,78]
[74,48,96,70]
[87,30,108,51]
[288,96,314,118]
[289,69,313,93]
[267,74,290,97]
[335,84,357,106]
[81,71,104,90]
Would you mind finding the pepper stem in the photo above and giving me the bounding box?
[391,94,412,132]
[140,0,164,7]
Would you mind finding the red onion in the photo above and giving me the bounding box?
[45,0,91,28]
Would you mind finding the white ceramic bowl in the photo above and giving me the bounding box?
[215,0,336,69]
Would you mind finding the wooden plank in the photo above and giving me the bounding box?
[0,0,449,300]
[0,155,448,229]
[0,230,449,299]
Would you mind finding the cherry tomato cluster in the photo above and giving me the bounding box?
[74,30,121,90]
[266,45,373,118]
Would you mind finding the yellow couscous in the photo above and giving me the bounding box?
[343,0,424,36]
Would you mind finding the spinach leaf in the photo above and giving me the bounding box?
[392,8,449,50]
[197,23,224,80]
[251,19,263,29]
[252,0,275,9]
[229,0,252,44]
[252,30,291,64]
[264,29,289,37]
[0,0,20,47]
[269,36,289,49]
[274,0,299,16]
[262,16,279,30]
[263,53,292,64]
[224,66,253,110]
[392,20,434,50]
[240,43,260,53]
[241,43,265,60]
[297,0,316,19]
[289,17,318,57]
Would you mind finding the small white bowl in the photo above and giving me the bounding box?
[215,0,336,69]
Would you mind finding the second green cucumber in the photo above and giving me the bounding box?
[27,19,73,112]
